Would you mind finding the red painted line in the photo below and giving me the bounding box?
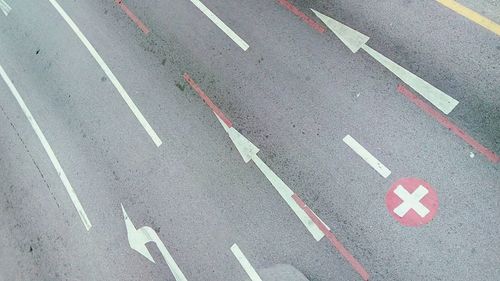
[397,84,499,163]
[115,0,150,35]
[276,0,325,33]
[292,194,370,281]
[183,73,233,128]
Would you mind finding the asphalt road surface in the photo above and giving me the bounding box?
[1,0,499,280]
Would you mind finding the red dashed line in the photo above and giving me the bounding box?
[397,84,499,163]
[115,0,150,35]
[183,73,233,128]
[292,194,370,281]
[276,0,325,33]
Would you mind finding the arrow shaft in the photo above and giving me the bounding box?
[252,155,325,241]
[361,44,458,114]
[142,227,189,281]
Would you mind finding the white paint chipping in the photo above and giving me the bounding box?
[0,64,92,231]
[122,204,188,281]
[0,0,11,16]
[343,135,391,178]
[230,244,263,281]
[189,0,249,51]
[47,0,162,147]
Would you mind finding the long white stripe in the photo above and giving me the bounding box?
[230,244,263,281]
[361,45,458,115]
[0,64,92,231]
[47,0,162,147]
[0,0,11,16]
[188,0,249,51]
[343,135,391,178]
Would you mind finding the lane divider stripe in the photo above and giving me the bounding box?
[47,0,162,147]
[343,134,392,178]
[397,84,499,163]
[183,73,233,128]
[276,0,325,33]
[115,0,150,34]
[230,244,263,281]
[0,64,92,231]
[188,0,249,51]
[292,194,369,281]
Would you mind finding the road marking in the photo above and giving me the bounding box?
[183,74,369,279]
[437,0,500,36]
[276,0,325,33]
[0,64,92,231]
[292,194,369,281]
[311,9,459,115]
[188,0,249,51]
[230,244,263,281]
[0,0,11,16]
[343,135,391,178]
[397,84,499,163]
[393,185,430,217]
[47,0,162,147]
[121,204,188,281]
[183,73,325,241]
[386,178,438,226]
[115,0,150,34]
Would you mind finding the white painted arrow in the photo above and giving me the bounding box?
[311,9,459,115]
[214,114,327,241]
[121,204,188,281]
[0,0,11,16]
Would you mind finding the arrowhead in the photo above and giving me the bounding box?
[311,9,369,53]
[121,204,155,263]
[215,114,259,163]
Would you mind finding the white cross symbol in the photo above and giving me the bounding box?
[393,185,430,218]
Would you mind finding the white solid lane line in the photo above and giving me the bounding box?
[188,0,249,51]
[0,64,92,231]
[47,0,162,147]
[230,244,263,281]
[343,135,391,178]
[0,0,11,16]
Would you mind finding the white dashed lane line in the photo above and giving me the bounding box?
[188,0,249,51]
[343,135,391,178]
[0,64,92,231]
[230,244,263,281]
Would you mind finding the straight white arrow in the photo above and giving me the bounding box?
[311,9,459,115]
[121,204,188,281]
[0,0,11,16]
[213,114,327,241]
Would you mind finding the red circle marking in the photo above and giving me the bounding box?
[386,178,438,227]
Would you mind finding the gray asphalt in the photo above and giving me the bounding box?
[1,0,499,281]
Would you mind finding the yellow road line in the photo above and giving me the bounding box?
[437,0,500,36]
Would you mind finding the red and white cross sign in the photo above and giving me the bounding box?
[386,178,438,226]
